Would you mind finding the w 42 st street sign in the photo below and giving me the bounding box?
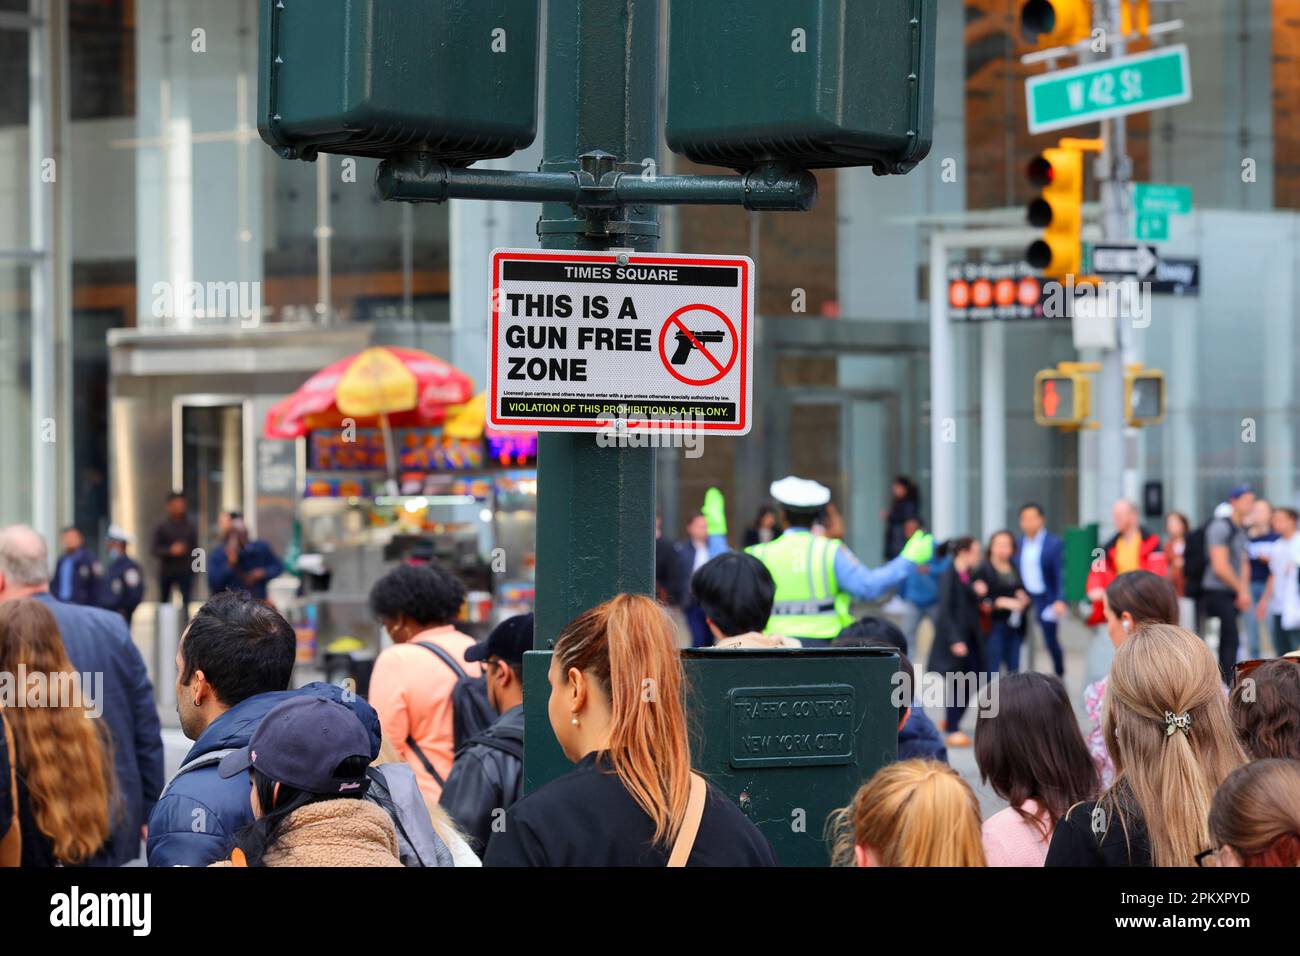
[1026,45,1192,134]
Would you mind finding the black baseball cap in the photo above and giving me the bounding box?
[218,696,372,796]
[464,613,533,668]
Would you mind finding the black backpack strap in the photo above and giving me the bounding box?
[404,736,445,788]
[412,640,469,680]
[460,726,524,762]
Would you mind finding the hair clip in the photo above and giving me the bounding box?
[1164,710,1191,737]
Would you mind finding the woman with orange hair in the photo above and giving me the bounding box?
[828,759,986,867]
[0,599,116,866]
[483,594,776,866]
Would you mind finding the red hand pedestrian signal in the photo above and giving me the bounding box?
[1043,379,1060,418]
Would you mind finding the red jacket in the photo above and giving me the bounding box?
[1085,530,1167,625]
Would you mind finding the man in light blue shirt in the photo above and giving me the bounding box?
[1015,503,1066,676]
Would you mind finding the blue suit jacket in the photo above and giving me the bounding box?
[1015,532,1064,605]
[207,540,284,601]
[33,592,164,866]
[53,548,100,605]
[146,682,382,867]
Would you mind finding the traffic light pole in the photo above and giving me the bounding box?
[531,0,662,650]
[1095,0,1136,533]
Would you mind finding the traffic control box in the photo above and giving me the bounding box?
[258,0,540,163]
[665,0,936,173]
[523,646,900,866]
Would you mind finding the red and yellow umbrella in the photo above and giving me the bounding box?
[264,346,474,440]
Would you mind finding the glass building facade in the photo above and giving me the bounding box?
[1,0,1298,556]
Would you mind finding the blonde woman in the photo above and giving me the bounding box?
[1047,624,1246,866]
[0,599,116,866]
[829,759,986,867]
[484,594,777,866]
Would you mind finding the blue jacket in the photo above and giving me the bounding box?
[32,592,164,866]
[53,547,100,605]
[898,707,948,763]
[1014,531,1064,604]
[146,682,382,867]
[900,555,950,608]
[207,539,284,601]
[97,554,145,623]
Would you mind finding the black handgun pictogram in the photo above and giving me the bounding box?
[671,329,725,365]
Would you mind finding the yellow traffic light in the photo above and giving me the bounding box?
[1125,367,1165,426]
[1025,146,1083,279]
[1019,0,1092,48]
[1034,368,1091,427]
[1120,0,1151,39]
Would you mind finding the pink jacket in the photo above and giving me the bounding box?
[981,799,1053,867]
[368,625,481,804]
[1085,676,1116,788]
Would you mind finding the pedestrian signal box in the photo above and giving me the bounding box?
[258,0,540,163]
[1034,369,1090,427]
[1126,368,1166,426]
[665,0,936,173]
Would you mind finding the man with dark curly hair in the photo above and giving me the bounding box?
[368,562,480,803]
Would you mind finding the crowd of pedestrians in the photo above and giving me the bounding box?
[1,472,1298,869]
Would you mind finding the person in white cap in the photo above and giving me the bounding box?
[97,525,145,626]
[743,476,934,646]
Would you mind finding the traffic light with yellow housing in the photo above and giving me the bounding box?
[1120,0,1151,38]
[1019,0,1092,47]
[1025,147,1083,279]
[1034,367,1091,427]
[1126,367,1166,425]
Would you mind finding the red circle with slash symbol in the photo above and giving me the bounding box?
[658,304,738,386]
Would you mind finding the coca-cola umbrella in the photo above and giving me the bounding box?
[264,346,475,478]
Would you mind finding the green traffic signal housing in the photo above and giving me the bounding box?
[258,0,540,163]
[665,0,936,173]
[1126,368,1166,426]
[1020,0,1092,47]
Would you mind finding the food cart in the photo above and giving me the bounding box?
[262,349,536,686]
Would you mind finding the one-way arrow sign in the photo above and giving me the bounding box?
[1092,244,1160,279]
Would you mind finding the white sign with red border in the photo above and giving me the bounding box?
[488,248,753,434]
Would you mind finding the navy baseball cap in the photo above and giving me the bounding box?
[464,613,533,668]
[1228,484,1253,500]
[218,696,372,796]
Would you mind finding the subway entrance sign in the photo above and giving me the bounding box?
[1026,44,1192,134]
[489,249,753,434]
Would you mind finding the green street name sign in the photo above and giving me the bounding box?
[1134,182,1193,215]
[1026,44,1192,134]
[1135,212,1169,241]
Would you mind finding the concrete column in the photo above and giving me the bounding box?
[980,321,1006,538]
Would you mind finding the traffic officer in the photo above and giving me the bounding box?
[98,525,145,625]
[52,526,100,606]
[743,476,933,645]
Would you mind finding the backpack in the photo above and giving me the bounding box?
[1182,517,1221,600]
[405,641,496,786]
[456,720,524,763]
[364,764,454,867]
